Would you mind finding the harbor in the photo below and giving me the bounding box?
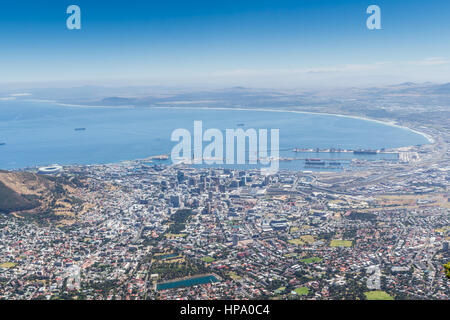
[292,147,397,155]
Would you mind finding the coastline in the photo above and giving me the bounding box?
[31,99,433,144]
[148,105,436,145]
[24,99,137,110]
[20,98,432,145]
[1,99,435,170]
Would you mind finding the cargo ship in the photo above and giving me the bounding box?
[74,128,86,131]
[353,149,377,155]
[293,148,346,153]
[305,159,326,165]
[0,142,5,146]
[328,161,342,166]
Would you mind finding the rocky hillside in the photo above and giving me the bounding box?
[0,170,83,222]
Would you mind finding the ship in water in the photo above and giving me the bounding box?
[0,142,5,146]
[237,123,245,127]
[293,147,346,153]
[293,148,313,152]
[74,128,86,131]
[305,159,326,165]
[353,149,378,155]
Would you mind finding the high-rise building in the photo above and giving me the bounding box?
[169,195,180,208]
[232,234,239,246]
[230,180,239,188]
[188,177,196,187]
[177,170,185,183]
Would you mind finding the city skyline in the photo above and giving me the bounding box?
[0,0,449,304]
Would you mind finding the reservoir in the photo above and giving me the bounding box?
[156,274,219,291]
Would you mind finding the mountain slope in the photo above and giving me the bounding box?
[0,171,81,220]
[0,180,39,213]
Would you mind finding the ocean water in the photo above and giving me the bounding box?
[0,100,429,170]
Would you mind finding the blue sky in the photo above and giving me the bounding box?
[1,0,450,87]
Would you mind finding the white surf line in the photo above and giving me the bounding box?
[149,105,435,144]
[21,99,136,109]
[24,99,435,144]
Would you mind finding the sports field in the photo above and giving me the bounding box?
[364,291,394,300]
[288,238,304,246]
[201,256,215,263]
[330,240,353,247]
[294,287,309,296]
[300,235,315,244]
[0,262,16,269]
[300,257,323,264]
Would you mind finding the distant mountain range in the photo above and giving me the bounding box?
[2,82,449,109]
[363,82,450,95]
